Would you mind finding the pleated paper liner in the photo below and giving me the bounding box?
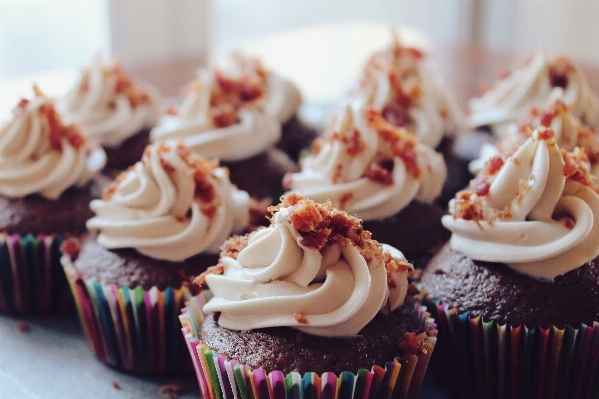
[62,259,194,375]
[426,299,599,399]
[0,233,72,315]
[179,292,438,399]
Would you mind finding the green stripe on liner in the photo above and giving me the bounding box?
[132,286,147,373]
[354,369,368,399]
[205,350,223,399]
[234,364,248,399]
[483,320,499,399]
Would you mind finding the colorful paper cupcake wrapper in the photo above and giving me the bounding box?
[62,259,193,375]
[180,292,437,399]
[0,233,71,315]
[427,299,599,399]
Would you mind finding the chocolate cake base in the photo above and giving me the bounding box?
[222,148,298,201]
[73,237,218,291]
[421,244,599,329]
[200,306,423,375]
[103,128,151,171]
[0,184,103,235]
[363,200,450,263]
[277,115,320,162]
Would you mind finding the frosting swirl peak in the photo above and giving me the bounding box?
[150,54,300,161]
[288,102,447,220]
[199,194,412,337]
[0,86,106,199]
[444,127,599,280]
[61,55,160,147]
[87,142,250,261]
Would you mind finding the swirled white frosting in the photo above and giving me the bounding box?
[289,102,447,220]
[150,55,301,161]
[468,50,599,133]
[444,130,599,280]
[356,38,463,148]
[202,204,409,337]
[87,142,250,261]
[0,92,106,199]
[61,55,160,147]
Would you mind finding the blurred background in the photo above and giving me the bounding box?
[2,0,599,116]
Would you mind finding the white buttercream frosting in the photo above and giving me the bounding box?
[289,102,446,220]
[355,37,463,148]
[444,128,599,280]
[0,88,106,199]
[470,89,599,176]
[201,195,411,337]
[61,55,160,147]
[468,50,599,133]
[150,54,301,161]
[86,142,250,261]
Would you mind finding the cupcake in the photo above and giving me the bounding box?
[354,35,468,202]
[468,49,599,136]
[286,101,449,261]
[0,85,106,315]
[150,54,313,199]
[61,141,250,374]
[470,89,599,177]
[421,127,599,399]
[180,194,437,399]
[60,55,161,170]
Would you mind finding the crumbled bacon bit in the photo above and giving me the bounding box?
[365,162,394,185]
[497,70,511,80]
[12,98,29,116]
[562,147,598,190]
[194,264,226,287]
[294,312,308,324]
[366,109,420,179]
[549,57,574,89]
[482,156,504,176]
[382,105,412,128]
[398,332,428,355]
[103,166,132,200]
[564,218,574,229]
[338,193,354,210]
[540,109,558,127]
[159,382,184,399]
[37,100,87,151]
[113,382,121,390]
[470,176,490,196]
[17,321,29,332]
[113,63,151,108]
[332,164,343,184]
[220,234,251,261]
[210,104,238,128]
[342,128,366,155]
[60,238,81,260]
[160,158,176,174]
[164,103,179,116]
[452,191,485,222]
[406,47,424,59]
[388,71,423,110]
[311,138,324,156]
[536,126,556,141]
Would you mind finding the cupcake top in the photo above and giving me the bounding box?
[287,102,446,220]
[470,90,599,176]
[86,141,250,261]
[468,50,599,133]
[197,193,412,337]
[355,36,462,148]
[61,55,160,147]
[150,54,301,161]
[444,126,599,280]
[0,85,106,200]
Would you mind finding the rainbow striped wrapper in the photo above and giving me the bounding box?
[0,233,71,315]
[180,293,437,399]
[427,299,599,399]
[62,258,194,375]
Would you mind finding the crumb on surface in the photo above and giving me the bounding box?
[112,382,121,390]
[159,382,185,399]
[17,321,29,332]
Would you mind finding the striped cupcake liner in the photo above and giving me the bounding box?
[62,259,194,375]
[427,299,599,399]
[0,233,71,315]
[180,292,437,399]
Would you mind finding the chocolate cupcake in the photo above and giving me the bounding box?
[149,54,308,200]
[61,141,251,374]
[60,55,161,170]
[0,86,106,315]
[468,50,599,136]
[353,36,468,203]
[180,194,437,399]
[286,101,450,262]
[421,127,599,399]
